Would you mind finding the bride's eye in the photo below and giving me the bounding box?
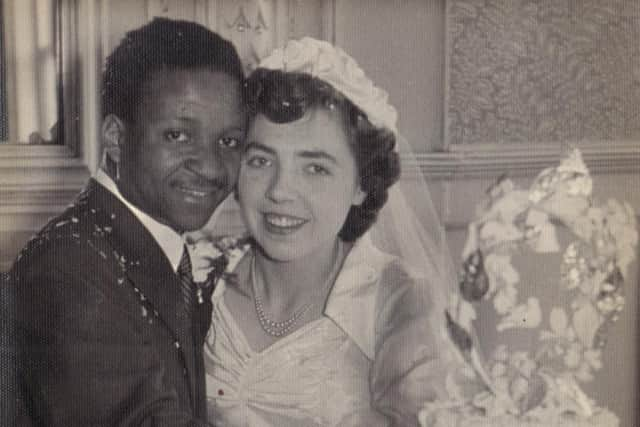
[305,164,330,175]
[165,129,190,143]
[246,156,271,168]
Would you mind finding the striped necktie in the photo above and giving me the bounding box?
[177,246,196,316]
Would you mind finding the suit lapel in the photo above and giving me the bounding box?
[83,180,199,405]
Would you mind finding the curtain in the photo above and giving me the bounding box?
[3,0,59,144]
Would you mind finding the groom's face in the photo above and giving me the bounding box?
[118,68,246,232]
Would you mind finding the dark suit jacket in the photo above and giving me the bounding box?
[6,179,215,427]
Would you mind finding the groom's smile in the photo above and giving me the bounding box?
[171,174,227,201]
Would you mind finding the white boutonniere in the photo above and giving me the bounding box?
[188,234,252,285]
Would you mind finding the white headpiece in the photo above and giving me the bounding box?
[258,37,399,136]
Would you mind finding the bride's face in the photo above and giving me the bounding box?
[238,108,366,262]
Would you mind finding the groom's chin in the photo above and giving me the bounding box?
[160,191,230,232]
[161,206,217,233]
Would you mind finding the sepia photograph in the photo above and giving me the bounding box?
[1,0,639,426]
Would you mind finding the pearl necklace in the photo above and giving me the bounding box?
[251,244,344,338]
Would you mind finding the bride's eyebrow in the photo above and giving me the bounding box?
[244,141,275,154]
[297,150,337,164]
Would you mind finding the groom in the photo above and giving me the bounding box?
[7,18,246,426]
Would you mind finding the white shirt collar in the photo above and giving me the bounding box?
[94,168,185,272]
[323,233,397,360]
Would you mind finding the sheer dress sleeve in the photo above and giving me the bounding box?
[370,261,479,426]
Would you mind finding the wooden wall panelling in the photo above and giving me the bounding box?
[146,0,197,21]
[214,0,280,71]
[333,0,446,153]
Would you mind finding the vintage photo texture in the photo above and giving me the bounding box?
[1,0,638,425]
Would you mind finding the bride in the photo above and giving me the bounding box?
[203,38,475,426]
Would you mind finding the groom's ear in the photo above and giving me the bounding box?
[101,114,125,164]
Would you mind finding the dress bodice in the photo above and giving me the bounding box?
[204,235,468,426]
[204,289,388,426]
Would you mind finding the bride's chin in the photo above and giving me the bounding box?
[255,240,303,263]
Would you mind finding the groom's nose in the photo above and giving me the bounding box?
[184,141,229,182]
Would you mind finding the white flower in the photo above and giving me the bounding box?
[509,375,530,402]
[564,344,581,368]
[494,284,518,315]
[187,235,250,284]
[572,303,600,347]
[509,352,537,378]
[484,254,520,290]
[596,295,624,313]
[480,221,523,248]
[556,150,593,197]
[552,376,594,417]
[259,37,398,135]
[497,297,542,331]
[529,167,556,203]
[189,239,223,283]
[556,149,589,175]
[566,175,593,197]
[584,349,602,371]
[457,299,477,331]
[472,390,517,417]
[603,199,638,275]
[549,307,569,336]
[482,189,530,224]
[525,209,560,253]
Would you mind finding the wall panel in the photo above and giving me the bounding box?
[335,0,445,153]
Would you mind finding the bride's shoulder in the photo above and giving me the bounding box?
[373,255,442,325]
[377,259,425,302]
[347,236,423,301]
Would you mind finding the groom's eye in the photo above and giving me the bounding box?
[218,137,241,149]
[165,129,190,143]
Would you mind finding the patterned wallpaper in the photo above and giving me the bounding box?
[446,0,640,145]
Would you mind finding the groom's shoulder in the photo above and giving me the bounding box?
[12,192,114,279]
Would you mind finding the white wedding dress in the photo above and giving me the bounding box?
[203,234,464,427]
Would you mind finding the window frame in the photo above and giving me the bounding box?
[0,0,98,210]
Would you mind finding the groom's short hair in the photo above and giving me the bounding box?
[101,17,244,125]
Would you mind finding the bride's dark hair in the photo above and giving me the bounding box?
[243,68,400,241]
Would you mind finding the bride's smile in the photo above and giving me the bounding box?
[262,212,308,233]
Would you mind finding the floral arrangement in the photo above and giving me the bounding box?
[420,149,638,427]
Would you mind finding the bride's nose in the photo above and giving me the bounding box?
[265,165,296,203]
